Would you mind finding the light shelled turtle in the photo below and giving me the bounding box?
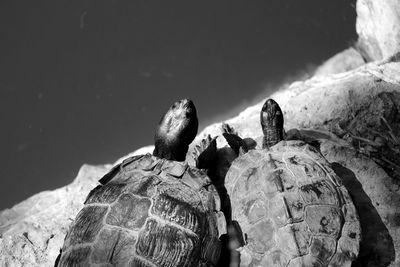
[224,99,361,267]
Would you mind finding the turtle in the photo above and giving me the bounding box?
[55,99,225,267]
[222,99,361,267]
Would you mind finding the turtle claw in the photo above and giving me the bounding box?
[193,135,218,169]
[222,123,247,155]
[222,123,238,135]
[238,146,247,156]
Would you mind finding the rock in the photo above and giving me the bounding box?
[0,164,109,266]
[199,61,400,147]
[114,145,154,165]
[314,47,366,76]
[356,0,400,61]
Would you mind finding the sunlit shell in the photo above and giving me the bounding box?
[225,140,361,267]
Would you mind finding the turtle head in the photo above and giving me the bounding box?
[260,99,284,148]
[153,99,199,161]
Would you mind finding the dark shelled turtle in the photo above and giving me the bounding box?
[55,99,225,267]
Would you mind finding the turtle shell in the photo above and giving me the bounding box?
[57,154,224,267]
[225,140,361,267]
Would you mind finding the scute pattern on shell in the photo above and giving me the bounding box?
[225,140,361,267]
[57,154,223,267]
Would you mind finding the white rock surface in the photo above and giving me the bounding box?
[314,47,365,76]
[356,0,400,61]
[0,164,109,266]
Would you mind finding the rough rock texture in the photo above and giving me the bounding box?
[314,47,365,76]
[0,164,109,266]
[356,0,400,61]
[194,61,400,149]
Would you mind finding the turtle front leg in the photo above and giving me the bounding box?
[193,135,218,170]
[221,123,257,156]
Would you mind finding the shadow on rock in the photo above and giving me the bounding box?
[207,145,247,267]
[331,163,395,267]
[218,221,243,267]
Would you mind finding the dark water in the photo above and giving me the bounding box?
[0,0,357,210]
